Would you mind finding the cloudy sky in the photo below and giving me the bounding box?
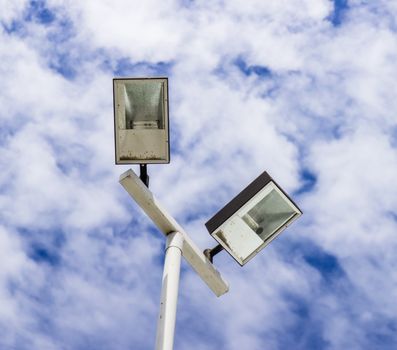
[1,0,397,349]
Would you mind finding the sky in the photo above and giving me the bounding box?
[0,0,397,349]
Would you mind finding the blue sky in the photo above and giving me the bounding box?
[0,0,397,349]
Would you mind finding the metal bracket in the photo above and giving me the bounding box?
[119,169,229,297]
[203,244,224,263]
[139,164,149,187]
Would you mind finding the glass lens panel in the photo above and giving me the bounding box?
[242,189,296,241]
[124,81,164,129]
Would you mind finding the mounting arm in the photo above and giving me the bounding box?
[203,244,224,263]
[139,164,149,187]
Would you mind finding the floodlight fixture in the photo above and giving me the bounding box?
[113,77,170,165]
[205,171,302,266]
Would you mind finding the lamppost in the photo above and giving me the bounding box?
[113,77,302,350]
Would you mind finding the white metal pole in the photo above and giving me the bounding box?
[155,231,184,350]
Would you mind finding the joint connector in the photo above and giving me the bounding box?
[166,232,184,252]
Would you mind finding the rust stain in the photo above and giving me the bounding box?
[216,230,231,250]
[120,156,163,160]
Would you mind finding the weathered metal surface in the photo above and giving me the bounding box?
[113,78,170,164]
[119,169,229,297]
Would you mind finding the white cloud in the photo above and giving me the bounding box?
[0,0,29,25]
[0,0,397,349]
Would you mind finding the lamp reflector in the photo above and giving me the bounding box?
[113,78,170,164]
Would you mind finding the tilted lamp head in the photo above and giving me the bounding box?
[205,171,302,266]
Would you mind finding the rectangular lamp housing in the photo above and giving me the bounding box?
[113,77,170,164]
[205,171,302,266]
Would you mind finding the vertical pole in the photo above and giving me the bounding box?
[155,232,184,350]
